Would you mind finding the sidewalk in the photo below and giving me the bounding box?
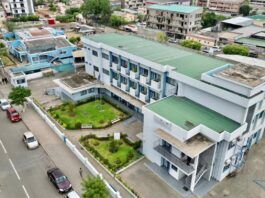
[22,106,133,198]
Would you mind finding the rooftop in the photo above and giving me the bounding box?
[146,96,240,133]
[232,25,264,37]
[222,17,253,27]
[236,37,265,48]
[147,4,202,13]
[217,64,265,87]
[61,72,96,88]
[249,15,265,21]
[89,33,230,80]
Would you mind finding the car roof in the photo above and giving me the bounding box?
[51,168,64,178]
[0,99,8,102]
[8,107,17,112]
[67,191,80,198]
[23,131,34,138]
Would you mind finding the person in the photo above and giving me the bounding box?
[79,167,83,178]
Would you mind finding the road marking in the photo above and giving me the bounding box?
[9,158,20,181]
[22,185,30,198]
[0,140,7,154]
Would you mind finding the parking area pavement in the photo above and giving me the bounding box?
[120,158,183,198]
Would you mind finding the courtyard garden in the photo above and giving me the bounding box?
[80,134,142,172]
[48,99,129,129]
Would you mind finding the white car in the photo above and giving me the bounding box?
[0,99,11,110]
[65,191,80,198]
[23,132,39,149]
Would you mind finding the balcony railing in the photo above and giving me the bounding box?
[154,145,195,175]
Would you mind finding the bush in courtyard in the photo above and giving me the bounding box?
[181,40,202,50]
[223,44,249,56]
[115,157,121,165]
[109,140,120,153]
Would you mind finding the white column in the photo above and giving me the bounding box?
[190,155,199,192]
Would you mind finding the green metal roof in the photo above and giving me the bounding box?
[249,15,265,21]
[146,96,240,133]
[89,33,230,80]
[148,4,202,14]
[236,37,265,48]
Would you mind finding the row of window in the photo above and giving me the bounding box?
[80,88,95,96]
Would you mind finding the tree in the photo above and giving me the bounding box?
[81,0,111,23]
[8,87,31,111]
[201,12,228,28]
[156,32,167,43]
[49,3,57,12]
[181,40,202,50]
[223,44,249,56]
[82,177,109,198]
[5,21,15,32]
[137,13,145,22]
[239,5,252,16]
[109,14,127,27]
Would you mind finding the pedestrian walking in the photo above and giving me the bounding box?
[1,78,4,84]
[79,167,83,178]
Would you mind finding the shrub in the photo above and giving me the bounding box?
[75,122,82,129]
[181,40,202,50]
[92,139,99,146]
[109,140,120,153]
[109,14,127,27]
[115,157,121,165]
[127,150,134,160]
[223,44,249,56]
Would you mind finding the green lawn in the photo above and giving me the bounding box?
[49,99,128,129]
[82,137,141,171]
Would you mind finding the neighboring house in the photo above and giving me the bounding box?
[113,9,138,22]
[250,0,265,11]
[124,0,146,10]
[249,15,265,27]
[194,0,244,14]
[146,4,203,38]
[1,0,35,16]
[7,27,76,81]
[78,33,265,194]
[186,33,217,47]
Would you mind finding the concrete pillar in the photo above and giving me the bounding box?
[190,155,199,192]
[161,71,167,98]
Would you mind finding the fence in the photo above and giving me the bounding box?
[27,97,121,198]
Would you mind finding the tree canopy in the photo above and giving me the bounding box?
[156,32,167,43]
[82,177,109,198]
[8,87,31,107]
[109,14,127,27]
[239,5,252,16]
[201,12,228,28]
[223,44,249,56]
[81,0,111,23]
[181,40,202,50]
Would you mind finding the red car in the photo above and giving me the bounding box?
[6,108,21,122]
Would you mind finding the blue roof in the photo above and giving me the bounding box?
[148,4,202,13]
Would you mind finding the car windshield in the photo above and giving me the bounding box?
[56,176,67,184]
[11,112,19,116]
[27,137,36,143]
[2,102,8,106]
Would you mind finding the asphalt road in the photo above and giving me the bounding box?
[0,110,62,198]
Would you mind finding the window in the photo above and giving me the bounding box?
[112,55,118,64]
[102,53,109,60]
[80,90,87,96]
[140,67,148,76]
[17,79,25,84]
[93,66,99,71]
[130,80,137,89]
[130,62,138,72]
[223,164,230,172]
[92,50,98,57]
[151,71,161,82]
[103,69,109,75]
[121,59,128,68]
[166,77,176,86]
[171,165,178,172]
[88,88,94,93]
[121,76,127,84]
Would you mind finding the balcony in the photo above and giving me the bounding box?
[130,87,136,97]
[139,92,147,102]
[112,62,118,70]
[130,71,137,79]
[121,67,127,75]
[154,145,195,175]
[121,83,127,92]
[151,79,161,90]
[140,75,148,84]
[112,78,118,87]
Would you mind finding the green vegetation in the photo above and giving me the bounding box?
[81,0,111,23]
[223,44,249,56]
[8,87,31,109]
[49,99,128,129]
[69,36,81,44]
[156,32,167,43]
[181,40,202,50]
[239,4,252,16]
[109,14,127,27]
[49,3,57,12]
[56,7,81,23]
[34,0,45,6]
[80,134,141,172]
[201,12,228,28]
[137,13,145,22]
[9,15,39,22]
[82,177,109,198]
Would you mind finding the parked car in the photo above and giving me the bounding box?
[23,131,39,149]
[65,191,80,198]
[47,168,72,193]
[0,99,11,110]
[6,108,21,122]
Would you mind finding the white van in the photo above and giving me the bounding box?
[65,191,80,198]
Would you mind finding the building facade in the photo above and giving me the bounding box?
[79,33,265,194]
[146,4,203,37]
[194,0,244,14]
[1,0,35,16]
[250,0,265,10]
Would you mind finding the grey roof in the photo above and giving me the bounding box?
[222,17,253,27]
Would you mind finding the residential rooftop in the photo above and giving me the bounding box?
[236,37,265,48]
[61,72,96,89]
[88,33,230,80]
[217,64,265,87]
[146,96,240,133]
[147,4,202,13]
[249,15,265,21]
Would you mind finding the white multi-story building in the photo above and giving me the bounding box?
[57,33,265,194]
[1,0,34,16]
